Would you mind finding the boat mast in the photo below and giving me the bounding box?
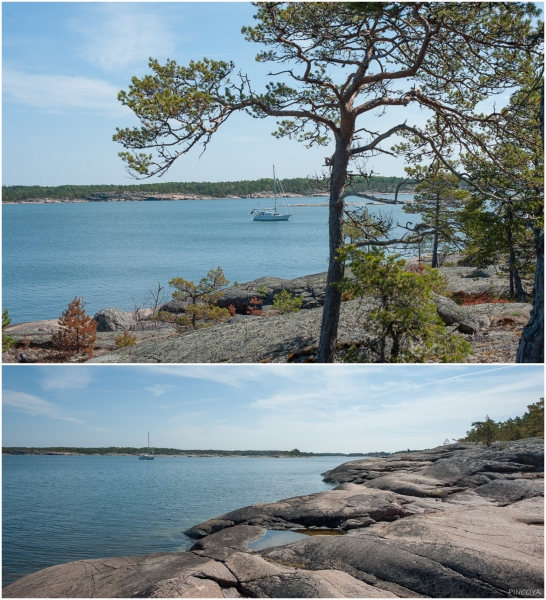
[273,165,277,213]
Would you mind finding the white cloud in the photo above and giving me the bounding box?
[41,367,93,391]
[70,5,176,72]
[143,366,264,388]
[3,69,128,115]
[145,384,175,397]
[3,390,85,424]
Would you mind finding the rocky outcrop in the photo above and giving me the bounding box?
[4,264,528,363]
[93,308,136,332]
[87,296,531,364]
[87,300,368,363]
[437,265,510,296]
[5,440,543,598]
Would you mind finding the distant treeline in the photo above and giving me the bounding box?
[2,446,386,457]
[460,399,544,445]
[2,177,412,203]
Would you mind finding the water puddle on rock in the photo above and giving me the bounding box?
[248,528,344,551]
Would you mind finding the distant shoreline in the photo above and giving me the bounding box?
[2,191,415,205]
[2,448,390,458]
[2,193,326,205]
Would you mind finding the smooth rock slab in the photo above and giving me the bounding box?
[2,552,211,598]
[190,488,411,536]
[261,500,544,598]
[189,525,266,551]
[241,569,398,598]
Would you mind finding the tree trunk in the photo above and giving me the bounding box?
[516,228,544,363]
[317,138,350,363]
[512,267,528,303]
[431,194,440,268]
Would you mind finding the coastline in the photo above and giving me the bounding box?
[2,192,327,205]
[2,190,416,205]
[2,450,372,458]
[4,439,543,598]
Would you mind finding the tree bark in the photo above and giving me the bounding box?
[516,228,544,363]
[431,194,440,268]
[317,137,350,363]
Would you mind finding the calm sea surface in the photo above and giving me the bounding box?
[2,196,413,323]
[2,454,353,586]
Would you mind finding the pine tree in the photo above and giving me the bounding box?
[52,296,97,358]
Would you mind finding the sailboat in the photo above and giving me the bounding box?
[139,433,155,460]
[251,166,292,221]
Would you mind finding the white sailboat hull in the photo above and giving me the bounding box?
[253,212,291,221]
[251,166,292,222]
[139,433,155,460]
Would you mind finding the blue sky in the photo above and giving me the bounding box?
[2,2,331,186]
[2,365,543,452]
[4,2,537,187]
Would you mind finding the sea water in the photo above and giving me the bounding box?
[2,454,352,586]
[2,196,413,323]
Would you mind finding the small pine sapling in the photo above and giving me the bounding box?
[114,331,137,347]
[2,310,17,351]
[52,296,97,358]
[272,290,304,314]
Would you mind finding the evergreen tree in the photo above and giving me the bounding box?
[403,164,468,267]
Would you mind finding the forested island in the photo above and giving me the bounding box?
[2,446,390,457]
[1,176,412,203]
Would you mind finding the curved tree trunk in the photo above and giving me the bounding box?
[516,228,544,363]
[317,138,350,363]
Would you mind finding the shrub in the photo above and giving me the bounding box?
[246,297,265,316]
[114,331,137,347]
[273,290,304,314]
[52,296,97,358]
[337,247,472,363]
[2,310,16,351]
[156,267,231,332]
[451,290,510,306]
[257,283,267,297]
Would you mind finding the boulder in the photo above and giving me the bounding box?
[432,294,481,334]
[93,308,136,332]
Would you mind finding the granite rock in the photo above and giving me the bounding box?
[93,308,136,332]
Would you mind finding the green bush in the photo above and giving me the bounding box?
[114,331,137,347]
[273,289,304,314]
[2,310,17,351]
[156,267,231,332]
[337,247,472,363]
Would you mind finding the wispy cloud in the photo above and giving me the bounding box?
[3,390,85,424]
[70,4,176,72]
[40,368,93,391]
[3,69,127,115]
[145,384,175,397]
[143,366,264,388]
[362,366,518,401]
